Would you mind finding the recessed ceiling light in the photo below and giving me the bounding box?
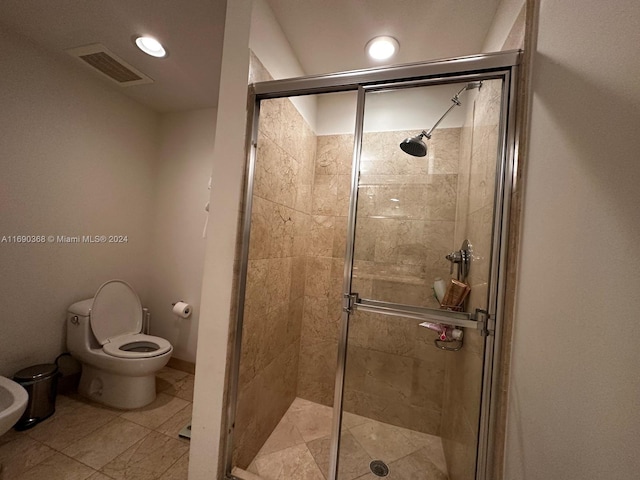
[366,36,399,61]
[135,36,166,58]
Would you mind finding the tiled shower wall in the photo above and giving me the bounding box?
[441,79,503,480]
[343,129,461,436]
[234,56,317,468]
[296,134,352,405]
[298,129,463,437]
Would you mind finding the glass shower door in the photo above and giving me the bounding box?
[335,79,505,480]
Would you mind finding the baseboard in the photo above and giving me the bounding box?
[167,357,196,375]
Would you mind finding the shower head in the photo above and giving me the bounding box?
[400,81,483,157]
[399,132,428,157]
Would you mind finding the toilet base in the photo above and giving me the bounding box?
[78,364,156,409]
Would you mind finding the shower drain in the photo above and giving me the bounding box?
[369,460,389,477]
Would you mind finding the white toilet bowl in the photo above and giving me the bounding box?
[66,280,172,409]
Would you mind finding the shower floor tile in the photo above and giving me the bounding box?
[244,397,449,480]
[0,366,193,480]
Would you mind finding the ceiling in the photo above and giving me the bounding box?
[0,0,226,113]
[0,0,501,112]
[266,0,502,75]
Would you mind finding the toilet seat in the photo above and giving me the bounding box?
[90,280,143,345]
[103,334,172,359]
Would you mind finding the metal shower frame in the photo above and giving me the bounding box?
[224,50,521,480]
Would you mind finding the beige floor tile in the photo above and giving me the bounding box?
[100,431,188,480]
[342,411,370,430]
[253,443,324,480]
[307,432,372,480]
[0,428,24,447]
[63,417,151,469]
[353,472,380,480]
[231,466,264,480]
[27,403,118,451]
[66,393,128,416]
[397,427,447,474]
[284,398,333,443]
[162,375,194,402]
[87,472,115,480]
[348,420,421,464]
[120,393,190,430]
[157,452,189,480]
[246,458,259,475]
[54,394,88,415]
[256,415,305,457]
[0,435,55,478]
[13,452,95,480]
[156,368,188,393]
[244,398,448,480]
[386,448,448,479]
[155,404,192,444]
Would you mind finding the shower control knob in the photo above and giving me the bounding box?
[445,240,472,281]
[446,251,462,274]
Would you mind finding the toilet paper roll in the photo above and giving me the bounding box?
[172,302,192,319]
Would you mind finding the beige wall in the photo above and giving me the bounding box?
[505,0,640,478]
[147,108,217,364]
[0,28,158,377]
[189,0,253,477]
[482,0,526,52]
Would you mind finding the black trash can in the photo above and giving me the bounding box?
[13,363,58,430]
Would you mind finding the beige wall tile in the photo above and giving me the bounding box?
[442,78,503,480]
[429,128,461,175]
[311,174,339,215]
[307,215,335,257]
[296,337,338,407]
[304,256,333,298]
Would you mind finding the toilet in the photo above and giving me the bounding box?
[66,279,172,409]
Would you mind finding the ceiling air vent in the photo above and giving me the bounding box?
[66,44,153,87]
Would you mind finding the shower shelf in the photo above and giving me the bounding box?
[353,297,485,331]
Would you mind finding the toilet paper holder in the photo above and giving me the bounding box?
[172,301,192,319]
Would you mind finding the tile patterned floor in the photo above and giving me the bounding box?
[245,397,449,480]
[0,367,193,480]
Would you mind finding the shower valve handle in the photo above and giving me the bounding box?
[445,240,472,281]
[446,251,462,274]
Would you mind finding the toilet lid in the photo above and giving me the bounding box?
[90,280,142,345]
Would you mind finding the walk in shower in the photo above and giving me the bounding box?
[225,51,519,480]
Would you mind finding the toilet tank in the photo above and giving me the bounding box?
[66,298,100,352]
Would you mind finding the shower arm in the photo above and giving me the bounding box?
[422,83,478,140]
